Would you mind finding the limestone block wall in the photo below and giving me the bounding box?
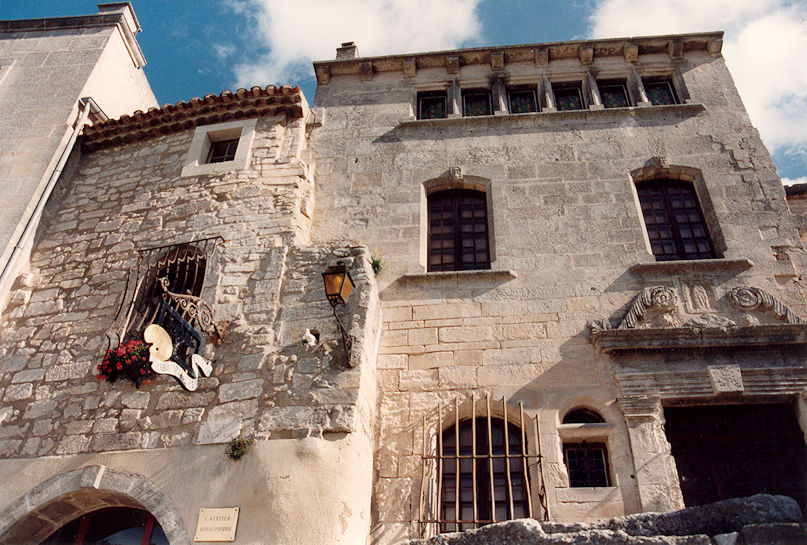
[309,45,807,542]
[0,111,381,542]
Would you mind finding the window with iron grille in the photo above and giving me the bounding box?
[427,189,490,271]
[644,80,678,105]
[418,91,448,119]
[564,442,610,487]
[462,90,492,116]
[206,138,239,163]
[637,180,716,261]
[108,237,223,366]
[418,396,547,538]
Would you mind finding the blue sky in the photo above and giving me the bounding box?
[2,0,805,183]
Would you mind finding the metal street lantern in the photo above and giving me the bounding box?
[322,261,354,357]
[322,262,354,306]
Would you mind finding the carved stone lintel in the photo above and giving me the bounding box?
[728,286,806,325]
[684,313,735,329]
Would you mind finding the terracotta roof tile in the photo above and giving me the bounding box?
[82,84,304,152]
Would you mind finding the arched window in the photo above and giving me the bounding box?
[40,507,168,545]
[440,418,529,532]
[636,179,715,261]
[428,189,490,271]
[562,408,605,424]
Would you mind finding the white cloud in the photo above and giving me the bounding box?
[231,0,482,88]
[783,176,807,186]
[588,0,807,163]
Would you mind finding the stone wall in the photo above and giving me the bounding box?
[309,45,807,541]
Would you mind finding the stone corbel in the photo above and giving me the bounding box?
[534,48,549,66]
[490,50,505,71]
[668,39,684,62]
[446,55,460,74]
[624,43,638,63]
[315,65,330,85]
[618,395,662,422]
[359,61,373,81]
[579,45,594,66]
[402,58,416,78]
[707,38,723,57]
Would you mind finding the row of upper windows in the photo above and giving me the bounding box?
[417,77,679,119]
[427,179,715,272]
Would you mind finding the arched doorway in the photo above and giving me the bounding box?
[40,506,168,545]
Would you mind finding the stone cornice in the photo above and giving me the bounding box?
[312,31,724,83]
[592,323,807,353]
[81,85,305,153]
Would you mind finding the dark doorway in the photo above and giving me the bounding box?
[664,403,806,512]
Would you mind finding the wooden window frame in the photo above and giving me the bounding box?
[507,88,539,114]
[462,89,493,117]
[427,189,490,272]
[637,179,716,261]
[206,138,239,163]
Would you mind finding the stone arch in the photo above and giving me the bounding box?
[0,465,190,545]
[629,162,727,256]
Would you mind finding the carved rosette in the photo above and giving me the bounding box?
[618,286,679,329]
[728,286,806,325]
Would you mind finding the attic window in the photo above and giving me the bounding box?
[206,138,239,163]
[181,118,257,177]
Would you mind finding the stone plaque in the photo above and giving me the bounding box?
[195,507,239,542]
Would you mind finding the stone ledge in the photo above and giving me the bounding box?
[630,258,753,275]
[557,422,614,441]
[399,269,517,283]
[591,323,807,353]
[398,104,706,129]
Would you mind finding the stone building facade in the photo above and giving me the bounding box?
[1,5,806,545]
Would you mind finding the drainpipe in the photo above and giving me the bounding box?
[0,98,94,306]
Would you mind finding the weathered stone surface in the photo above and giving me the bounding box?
[406,496,801,544]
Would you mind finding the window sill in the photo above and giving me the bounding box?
[558,422,614,441]
[399,269,517,283]
[630,258,753,275]
[399,103,705,127]
[555,487,620,502]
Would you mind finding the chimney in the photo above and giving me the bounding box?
[336,42,359,59]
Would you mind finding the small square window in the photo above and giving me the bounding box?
[462,90,492,117]
[554,85,584,111]
[508,89,538,114]
[645,81,677,105]
[418,92,447,120]
[206,138,239,163]
[599,82,630,108]
[564,442,610,487]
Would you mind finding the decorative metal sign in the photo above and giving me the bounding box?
[194,507,239,542]
[144,323,212,391]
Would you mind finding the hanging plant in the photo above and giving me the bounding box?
[96,339,154,388]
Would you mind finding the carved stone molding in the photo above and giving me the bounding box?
[728,286,806,325]
[589,283,807,353]
[618,286,679,329]
[617,395,661,421]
